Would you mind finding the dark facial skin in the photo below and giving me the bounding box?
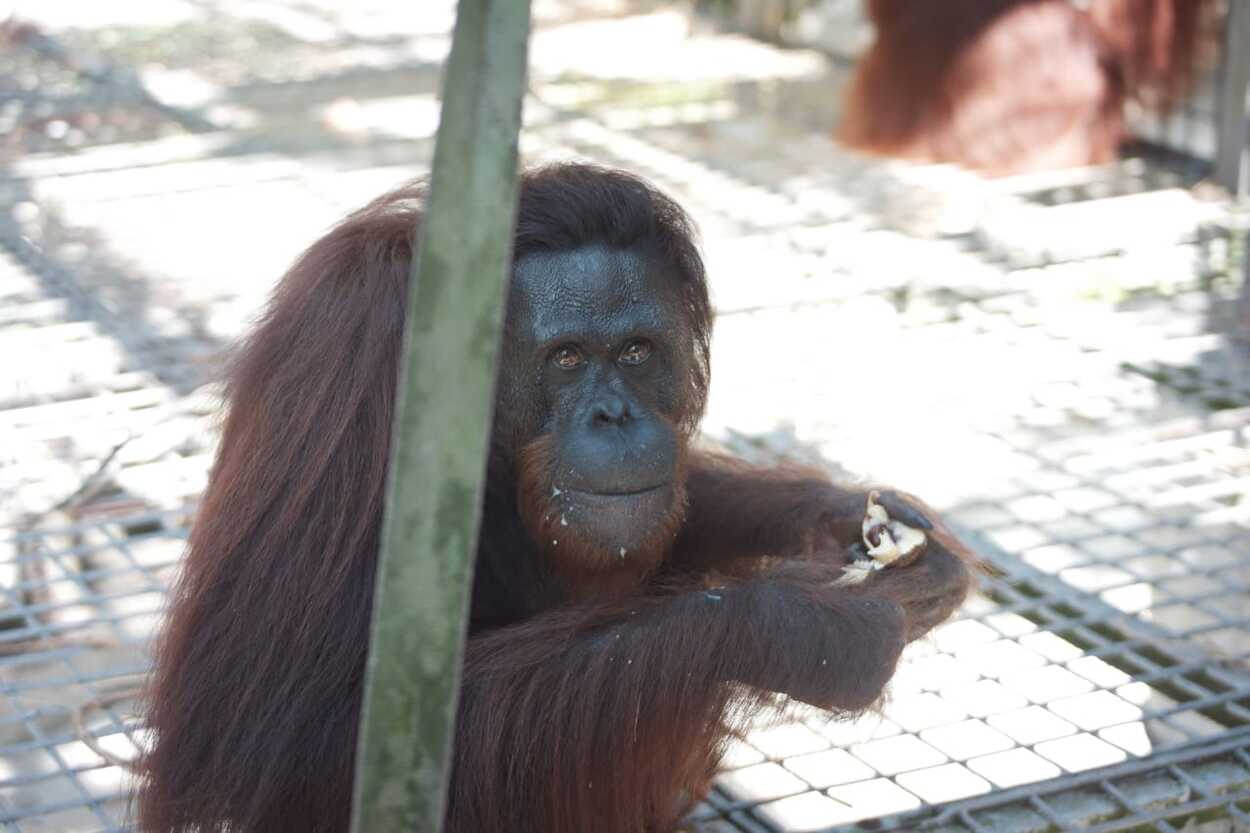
[502,245,693,555]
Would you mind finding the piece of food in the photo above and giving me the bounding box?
[833,491,927,586]
[861,491,927,565]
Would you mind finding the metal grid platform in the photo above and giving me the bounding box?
[4,231,1249,833]
[685,399,1250,832]
[0,511,180,833]
[2,6,1250,831]
[4,400,1250,833]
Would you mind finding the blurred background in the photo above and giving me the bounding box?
[0,1,1249,831]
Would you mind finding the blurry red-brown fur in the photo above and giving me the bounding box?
[839,0,1219,175]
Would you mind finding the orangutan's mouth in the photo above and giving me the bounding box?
[573,483,669,499]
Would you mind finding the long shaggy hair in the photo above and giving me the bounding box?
[136,164,716,833]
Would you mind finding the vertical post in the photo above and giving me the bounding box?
[350,1,531,832]
[1221,5,1250,337]
[1215,0,1250,195]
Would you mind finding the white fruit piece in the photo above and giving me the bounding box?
[832,491,927,586]
[862,491,927,566]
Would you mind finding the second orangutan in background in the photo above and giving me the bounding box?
[839,0,1219,175]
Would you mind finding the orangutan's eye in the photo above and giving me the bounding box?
[552,345,584,370]
[618,340,652,366]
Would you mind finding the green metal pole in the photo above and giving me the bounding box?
[349,1,531,831]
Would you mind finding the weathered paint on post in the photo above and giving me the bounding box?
[349,1,531,831]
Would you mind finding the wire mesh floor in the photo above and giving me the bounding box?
[3,413,1250,833]
[4,225,1250,833]
[2,5,1250,830]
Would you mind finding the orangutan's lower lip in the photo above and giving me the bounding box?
[571,484,669,499]
[563,484,675,519]
[559,484,677,553]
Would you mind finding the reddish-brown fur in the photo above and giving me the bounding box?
[517,433,689,599]
[839,0,1219,175]
[137,165,974,833]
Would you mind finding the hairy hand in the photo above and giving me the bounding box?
[822,489,979,640]
[852,496,977,640]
